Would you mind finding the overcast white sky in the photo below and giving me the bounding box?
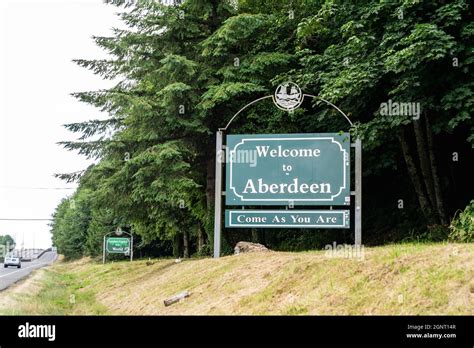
[0,0,121,248]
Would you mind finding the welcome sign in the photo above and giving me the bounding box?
[106,237,130,254]
[213,83,362,257]
[225,133,350,206]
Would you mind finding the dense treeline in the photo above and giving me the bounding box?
[51,0,473,260]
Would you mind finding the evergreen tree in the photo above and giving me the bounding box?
[52,0,473,257]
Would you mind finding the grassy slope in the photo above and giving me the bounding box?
[0,242,472,315]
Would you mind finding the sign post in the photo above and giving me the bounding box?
[213,130,223,259]
[102,236,106,264]
[355,138,362,245]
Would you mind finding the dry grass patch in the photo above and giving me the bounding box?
[0,269,46,312]
[0,243,472,315]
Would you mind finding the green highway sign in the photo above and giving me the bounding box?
[106,237,130,254]
[225,210,350,228]
[225,133,350,206]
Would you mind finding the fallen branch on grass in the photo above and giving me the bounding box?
[164,291,191,307]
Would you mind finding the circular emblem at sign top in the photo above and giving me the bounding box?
[273,82,303,111]
[115,227,123,236]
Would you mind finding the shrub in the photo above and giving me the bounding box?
[449,200,474,243]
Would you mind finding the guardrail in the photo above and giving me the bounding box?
[36,248,52,259]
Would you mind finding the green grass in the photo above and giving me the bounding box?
[0,269,108,315]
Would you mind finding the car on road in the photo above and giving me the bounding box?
[4,256,21,268]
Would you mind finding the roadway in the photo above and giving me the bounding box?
[0,251,57,291]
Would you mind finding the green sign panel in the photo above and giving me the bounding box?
[226,133,350,206]
[225,210,350,228]
[106,237,130,254]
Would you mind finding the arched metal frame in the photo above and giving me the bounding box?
[102,230,134,264]
[221,93,353,131]
[213,93,362,258]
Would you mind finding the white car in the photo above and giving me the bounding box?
[4,256,21,268]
